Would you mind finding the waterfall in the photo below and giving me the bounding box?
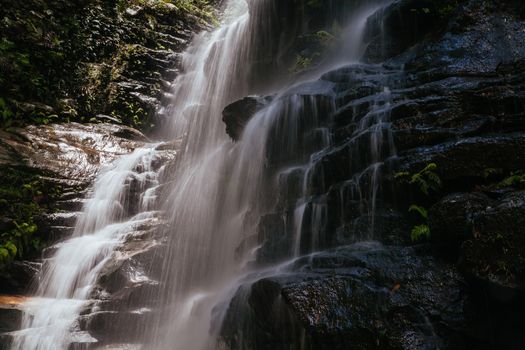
[8,0,396,349]
[148,0,393,349]
[11,146,161,349]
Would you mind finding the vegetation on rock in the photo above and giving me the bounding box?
[0,167,61,268]
[0,0,216,131]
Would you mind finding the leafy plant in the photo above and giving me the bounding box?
[411,224,431,241]
[292,54,314,72]
[409,205,430,241]
[0,167,61,268]
[396,163,442,241]
[396,162,441,195]
[496,171,525,188]
[409,204,428,220]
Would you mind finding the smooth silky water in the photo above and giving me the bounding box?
[10,0,394,349]
[149,0,393,349]
[10,146,162,349]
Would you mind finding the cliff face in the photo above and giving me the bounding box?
[221,0,525,348]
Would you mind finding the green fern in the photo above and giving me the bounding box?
[396,163,442,242]
[409,204,428,219]
[409,163,441,195]
[411,224,430,241]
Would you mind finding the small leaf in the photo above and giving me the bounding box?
[4,242,17,256]
[411,224,430,241]
[409,204,428,219]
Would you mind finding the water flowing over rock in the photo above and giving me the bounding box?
[220,243,465,350]
[3,0,525,349]
[0,123,147,292]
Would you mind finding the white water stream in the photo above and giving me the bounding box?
[10,0,393,349]
[11,146,161,349]
[150,1,389,349]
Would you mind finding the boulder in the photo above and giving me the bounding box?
[461,191,525,293]
[221,243,466,350]
[222,96,270,141]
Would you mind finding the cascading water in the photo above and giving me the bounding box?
[147,0,394,349]
[11,146,161,350]
[8,0,397,349]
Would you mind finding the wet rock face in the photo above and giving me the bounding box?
[222,0,525,347]
[0,123,147,293]
[1,123,147,185]
[428,192,492,257]
[428,191,525,348]
[364,0,447,62]
[78,215,170,346]
[221,243,466,350]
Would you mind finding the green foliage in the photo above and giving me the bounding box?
[409,0,465,18]
[306,0,322,9]
[497,171,525,188]
[409,205,430,241]
[437,0,464,17]
[411,224,431,241]
[0,98,14,127]
[1,0,217,130]
[397,164,442,241]
[483,167,503,179]
[396,163,441,195]
[117,0,217,25]
[0,167,60,267]
[409,204,428,220]
[290,27,339,73]
[292,55,315,72]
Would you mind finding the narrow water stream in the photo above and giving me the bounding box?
[11,146,162,349]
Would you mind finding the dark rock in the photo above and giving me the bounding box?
[221,243,466,350]
[395,134,525,181]
[428,192,493,257]
[80,309,152,344]
[364,0,445,62]
[256,213,289,263]
[222,96,271,141]
[0,261,40,294]
[0,296,27,333]
[462,191,525,293]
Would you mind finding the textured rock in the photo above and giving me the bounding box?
[428,192,492,257]
[0,123,147,291]
[0,123,147,185]
[461,191,525,291]
[221,243,466,350]
[0,296,27,333]
[223,1,525,348]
